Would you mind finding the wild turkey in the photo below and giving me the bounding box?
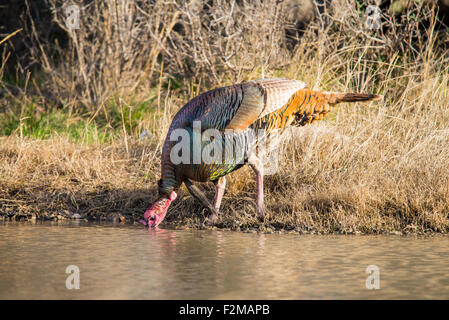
[141,78,380,228]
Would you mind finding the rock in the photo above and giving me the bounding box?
[72,213,82,219]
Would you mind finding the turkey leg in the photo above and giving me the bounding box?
[248,155,264,218]
[213,176,226,211]
[184,179,220,224]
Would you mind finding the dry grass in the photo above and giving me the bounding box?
[1,0,449,233]
[21,0,297,109]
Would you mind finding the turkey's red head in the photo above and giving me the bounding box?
[142,191,177,228]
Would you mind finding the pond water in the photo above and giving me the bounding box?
[1,221,448,299]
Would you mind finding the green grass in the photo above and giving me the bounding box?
[1,104,114,143]
[0,93,164,144]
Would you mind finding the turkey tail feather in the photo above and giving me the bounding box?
[252,89,382,131]
[326,92,382,104]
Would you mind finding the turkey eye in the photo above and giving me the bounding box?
[150,216,155,221]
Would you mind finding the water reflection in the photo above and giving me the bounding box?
[1,221,449,299]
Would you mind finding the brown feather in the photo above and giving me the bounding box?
[253,89,381,130]
[325,92,382,104]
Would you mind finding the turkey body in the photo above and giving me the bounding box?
[159,78,309,195]
[143,78,380,228]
